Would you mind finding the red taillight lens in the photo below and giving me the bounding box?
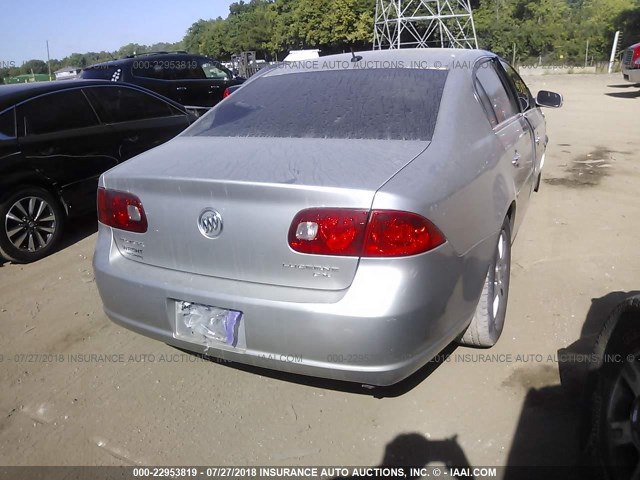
[97,187,148,233]
[288,209,369,256]
[364,210,445,257]
[223,87,231,98]
[288,208,445,257]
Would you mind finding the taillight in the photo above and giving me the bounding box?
[223,87,231,98]
[288,209,369,256]
[364,210,445,257]
[288,208,445,257]
[628,47,640,68]
[97,187,148,233]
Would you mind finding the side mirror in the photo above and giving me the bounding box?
[536,90,563,108]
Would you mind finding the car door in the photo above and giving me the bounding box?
[499,60,547,188]
[128,59,178,103]
[474,59,536,232]
[83,85,190,160]
[15,88,120,216]
[0,108,18,163]
[0,108,26,191]
[172,58,232,108]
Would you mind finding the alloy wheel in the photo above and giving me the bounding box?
[489,230,509,329]
[4,196,57,253]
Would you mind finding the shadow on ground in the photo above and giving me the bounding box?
[316,291,637,479]
[607,83,640,89]
[605,90,640,99]
[334,433,474,479]
[58,214,98,251]
[171,280,640,475]
[503,291,640,479]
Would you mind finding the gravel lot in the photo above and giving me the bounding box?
[0,73,638,472]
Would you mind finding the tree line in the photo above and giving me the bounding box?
[3,0,640,80]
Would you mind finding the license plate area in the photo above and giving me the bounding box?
[174,300,243,348]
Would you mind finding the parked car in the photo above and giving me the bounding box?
[621,42,640,84]
[0,80,195,263]
[94,49,562,386]
[80,52,245,116]
[283,49,321,62]
[589,294,640,479]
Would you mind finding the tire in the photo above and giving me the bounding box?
[590,296,640,480]
[534,172,542,192]
[459,216,512,347]
[0,187,65,263]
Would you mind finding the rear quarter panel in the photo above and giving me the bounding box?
[373,62,517,258]
[372,61,519,319]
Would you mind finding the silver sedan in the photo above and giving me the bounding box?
[93,49,562,386]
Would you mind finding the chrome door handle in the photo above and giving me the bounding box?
[176,87,187,91]
[512,152,521,166]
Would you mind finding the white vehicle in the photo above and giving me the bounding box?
[283,49,320,62]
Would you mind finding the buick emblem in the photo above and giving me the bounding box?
[197,209,223,239]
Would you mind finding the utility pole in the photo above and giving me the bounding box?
[585,39,589,68]
[46,40,52,81]
[608,30,620,74]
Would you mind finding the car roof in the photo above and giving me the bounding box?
[0,79,186,113]
[263,48,495,78]
[84,52,216,70]
[0,80,116,110]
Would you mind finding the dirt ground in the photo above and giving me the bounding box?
[0,73,638,472]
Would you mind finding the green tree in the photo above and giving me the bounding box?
[518,0,571,59]
[200,18,232,58]
[474,0,521,57]
[580,0,636,57]
[183,19,212,53]
[617,5,640,49]
[20,59,48,75]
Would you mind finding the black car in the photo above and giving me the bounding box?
[0,80,194,263]
[80,52,245,114]
[589,294,640,478]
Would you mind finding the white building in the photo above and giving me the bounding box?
[54,67,82,81]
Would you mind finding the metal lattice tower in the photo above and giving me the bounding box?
[374,0,478,50]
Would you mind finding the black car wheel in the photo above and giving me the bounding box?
[0,187,64,263]
[592,297,640,480]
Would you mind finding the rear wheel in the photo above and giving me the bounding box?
[591,297,640,480]
[459,216,511,347]
[0,187,64,263]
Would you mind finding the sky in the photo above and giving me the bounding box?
[1,0,232,64]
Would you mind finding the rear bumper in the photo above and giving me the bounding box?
[93,224,494,385]
[622,67,640,83]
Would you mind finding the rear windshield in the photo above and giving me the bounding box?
[188,68,447,141]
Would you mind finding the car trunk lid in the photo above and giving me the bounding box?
[102,136,428,290]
